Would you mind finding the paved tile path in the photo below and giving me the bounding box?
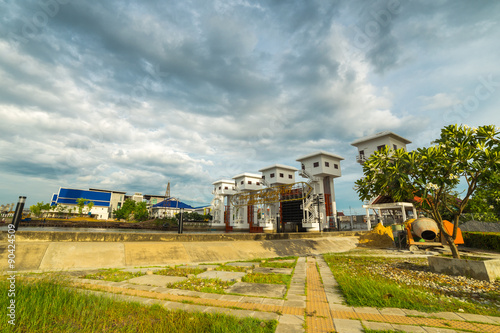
[69,256,500,333]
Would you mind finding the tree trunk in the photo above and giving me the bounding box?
[443,232,461,259]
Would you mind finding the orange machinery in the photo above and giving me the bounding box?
[403,217,464,251]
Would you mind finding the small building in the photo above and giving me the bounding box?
[259,164,298,186]
[232,173,263,230]
[233,173,263,191]
[296,151,343,178]
[350,131,411,164]
[296,151,344,232]
[89,188,126,214]
[50,187,112,220]
[150,198,194,219]
[211,179,237,229]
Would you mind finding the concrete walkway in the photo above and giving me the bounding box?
[62,255,500,333]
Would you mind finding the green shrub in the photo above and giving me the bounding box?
[463,232,500,252]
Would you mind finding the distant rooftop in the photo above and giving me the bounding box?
[296,151,344,161]
[232,172,262,179]
[350,131,411,146]
[258,164,298,172]
[89,188,127,194]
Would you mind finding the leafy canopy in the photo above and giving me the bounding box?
[354,124,500,257]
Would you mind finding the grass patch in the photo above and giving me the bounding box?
[155,266,205,276]
[323,253,500,316]
[0,277,276,332]
[242,273,291,285]
[82,268,144,282]
[216,265,250,272]
[260,261,295,269]
[166,277,236,294]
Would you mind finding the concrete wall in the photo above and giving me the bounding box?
[0,231,362,272]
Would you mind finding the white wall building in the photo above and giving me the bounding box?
[296,151,344,232]
[258,164,298,232]
[232,173,263,230]
[350,131,411,165]
[350,131,414,229]
[211,179,236,229]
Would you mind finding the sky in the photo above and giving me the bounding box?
[0,0,499,213]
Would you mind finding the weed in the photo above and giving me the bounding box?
[242,273,291,285]
[82,268,144,282]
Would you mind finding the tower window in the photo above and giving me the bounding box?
[325,162,330,167]
[334,164,339,169]
[279,173,284,178]
[270,173,275,178]
[288,174,293,179]
[313,162,319,167]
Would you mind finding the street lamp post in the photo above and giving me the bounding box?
[10,196,26,231]
[178,207,184,234]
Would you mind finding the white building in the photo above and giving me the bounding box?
[350,131,411,165]
[211,179,236,229]
[296,151,344,232]
[232,173,263,230]
[350,131,414,229]
[258,164,298,232]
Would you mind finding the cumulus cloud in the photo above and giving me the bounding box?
[0,0,499,209]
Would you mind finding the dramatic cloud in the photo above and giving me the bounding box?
[0,0,499,212]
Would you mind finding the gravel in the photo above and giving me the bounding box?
[459,220,500,232]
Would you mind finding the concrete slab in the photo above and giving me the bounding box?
[455,312,498,324]
[333,318,364,333]
[197,270,246,282]
[253,267,293,275]
[275,323,303,333]
[276,314,304,333]
[431,312,464,321]
[268,259,296,263]
[0,242,49,271]
[392,324,427,332]
[422,327,463,333]
[127,275,186,287]
[225,262,257,267]
[362,320,394,331]
[262,298,285,306]
[226,282,287,298]
[124,242,190,266]
[121,267,164,273]
[354,307,381,314]
[379,307,407,316]
[39,242,126,270]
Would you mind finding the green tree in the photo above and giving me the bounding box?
[87,201,94,217]
[354,124,500,259]
[462,172,500,222]
[113,199,136,221]
[76,198,88,216]
[56,204,66,217]
[30,202,46,218]
[134,201,149,221]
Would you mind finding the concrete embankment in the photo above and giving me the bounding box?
[0,231,364,272]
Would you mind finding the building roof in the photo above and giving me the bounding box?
[143,194,170,200]
[296,151,344,162]
[258,164,298,172]
[350,131,412,146]
[89,188,127,194]
[212,179,236,185]
[152,199,193,209]
[232,172,262,180]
